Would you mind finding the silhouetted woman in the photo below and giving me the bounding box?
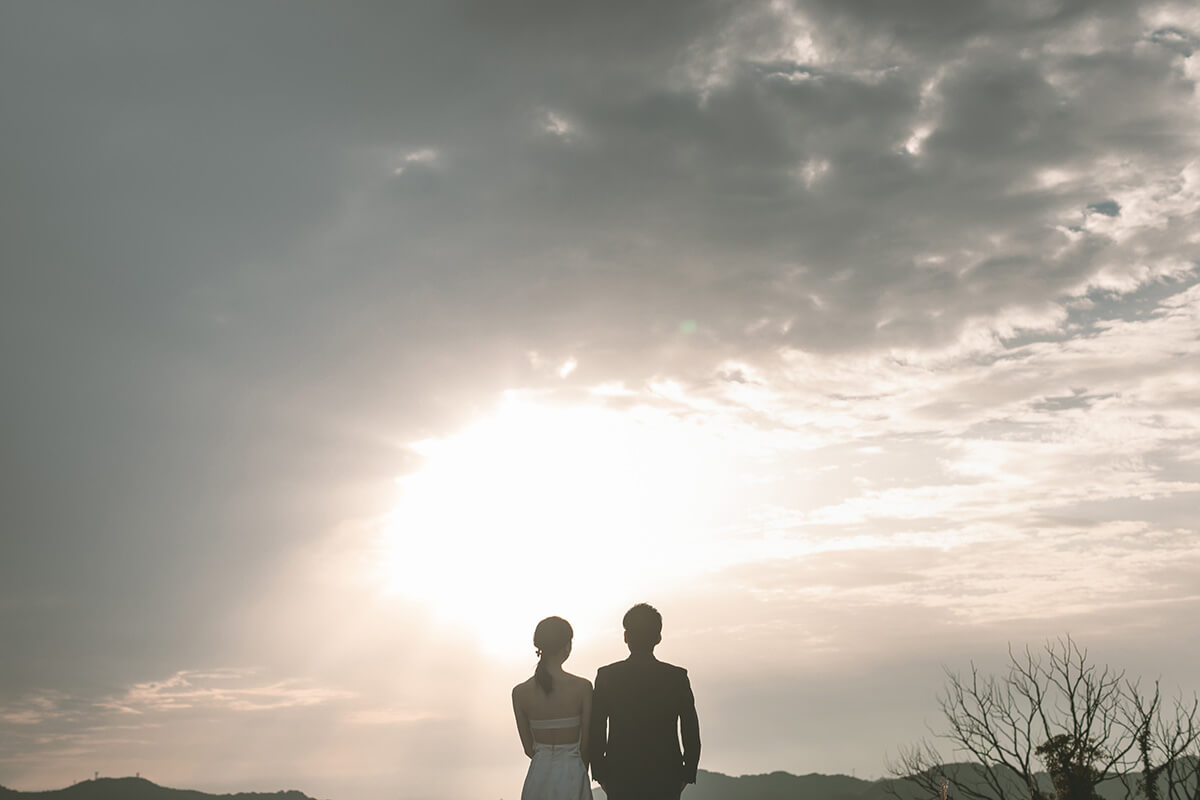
[511,616,594,800]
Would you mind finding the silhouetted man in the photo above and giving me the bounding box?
[590,604,701,800]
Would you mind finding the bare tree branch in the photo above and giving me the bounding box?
[890,639,1199,800]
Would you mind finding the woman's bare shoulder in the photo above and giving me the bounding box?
[512,676,536,699]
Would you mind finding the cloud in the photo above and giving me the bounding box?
[0,670,354,729]
[0,666,454,792]
[0,691,75,726]
[343,708,441,726]
[100,669,354,714]
[543,273,1200,637]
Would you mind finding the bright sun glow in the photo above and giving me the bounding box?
[379,396,738,653]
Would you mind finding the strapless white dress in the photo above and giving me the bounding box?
[521,716,593,800]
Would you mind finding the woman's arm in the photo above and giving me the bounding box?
[579,679,593,768]
[511,686,535,759]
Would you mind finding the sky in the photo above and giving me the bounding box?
[2,1,1200,798]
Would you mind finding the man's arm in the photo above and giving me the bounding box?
[589,669,610,785]
[679,670,701,784]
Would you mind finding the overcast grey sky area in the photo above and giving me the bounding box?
[2,1,1200,798]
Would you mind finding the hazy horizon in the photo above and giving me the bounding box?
[3,2,1199,799]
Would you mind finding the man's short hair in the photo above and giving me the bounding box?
[623,603,663,650]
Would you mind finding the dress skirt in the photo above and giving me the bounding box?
[521,741,593,800]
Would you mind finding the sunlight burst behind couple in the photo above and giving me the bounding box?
[377,397,763,653]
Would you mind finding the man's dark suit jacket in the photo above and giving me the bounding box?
[590,652,701,799]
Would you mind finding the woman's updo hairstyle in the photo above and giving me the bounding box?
[533,616,573,694]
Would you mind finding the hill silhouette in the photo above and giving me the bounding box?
[0,778,320,800]
[589,760,1198,800]
[4,763,1194,800]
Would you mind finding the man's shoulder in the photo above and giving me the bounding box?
[597,657,690,679]
[655,659,689,679]
[596,659,626,676]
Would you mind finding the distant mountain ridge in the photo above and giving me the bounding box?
[3,772,880,800]
[659,769,895,800]
[584,767,941,800]
[4,763,1194,800]
[0,777,320,800]
[5,773,874,800]
[593,760,1198,800]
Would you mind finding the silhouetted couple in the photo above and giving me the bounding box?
[511,603,701,800]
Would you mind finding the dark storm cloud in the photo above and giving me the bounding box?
[304,0,1199,369]
[5,0,1195,406]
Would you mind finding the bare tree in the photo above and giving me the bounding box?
[888,638,1200,800]
[1118,685,1200,800]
